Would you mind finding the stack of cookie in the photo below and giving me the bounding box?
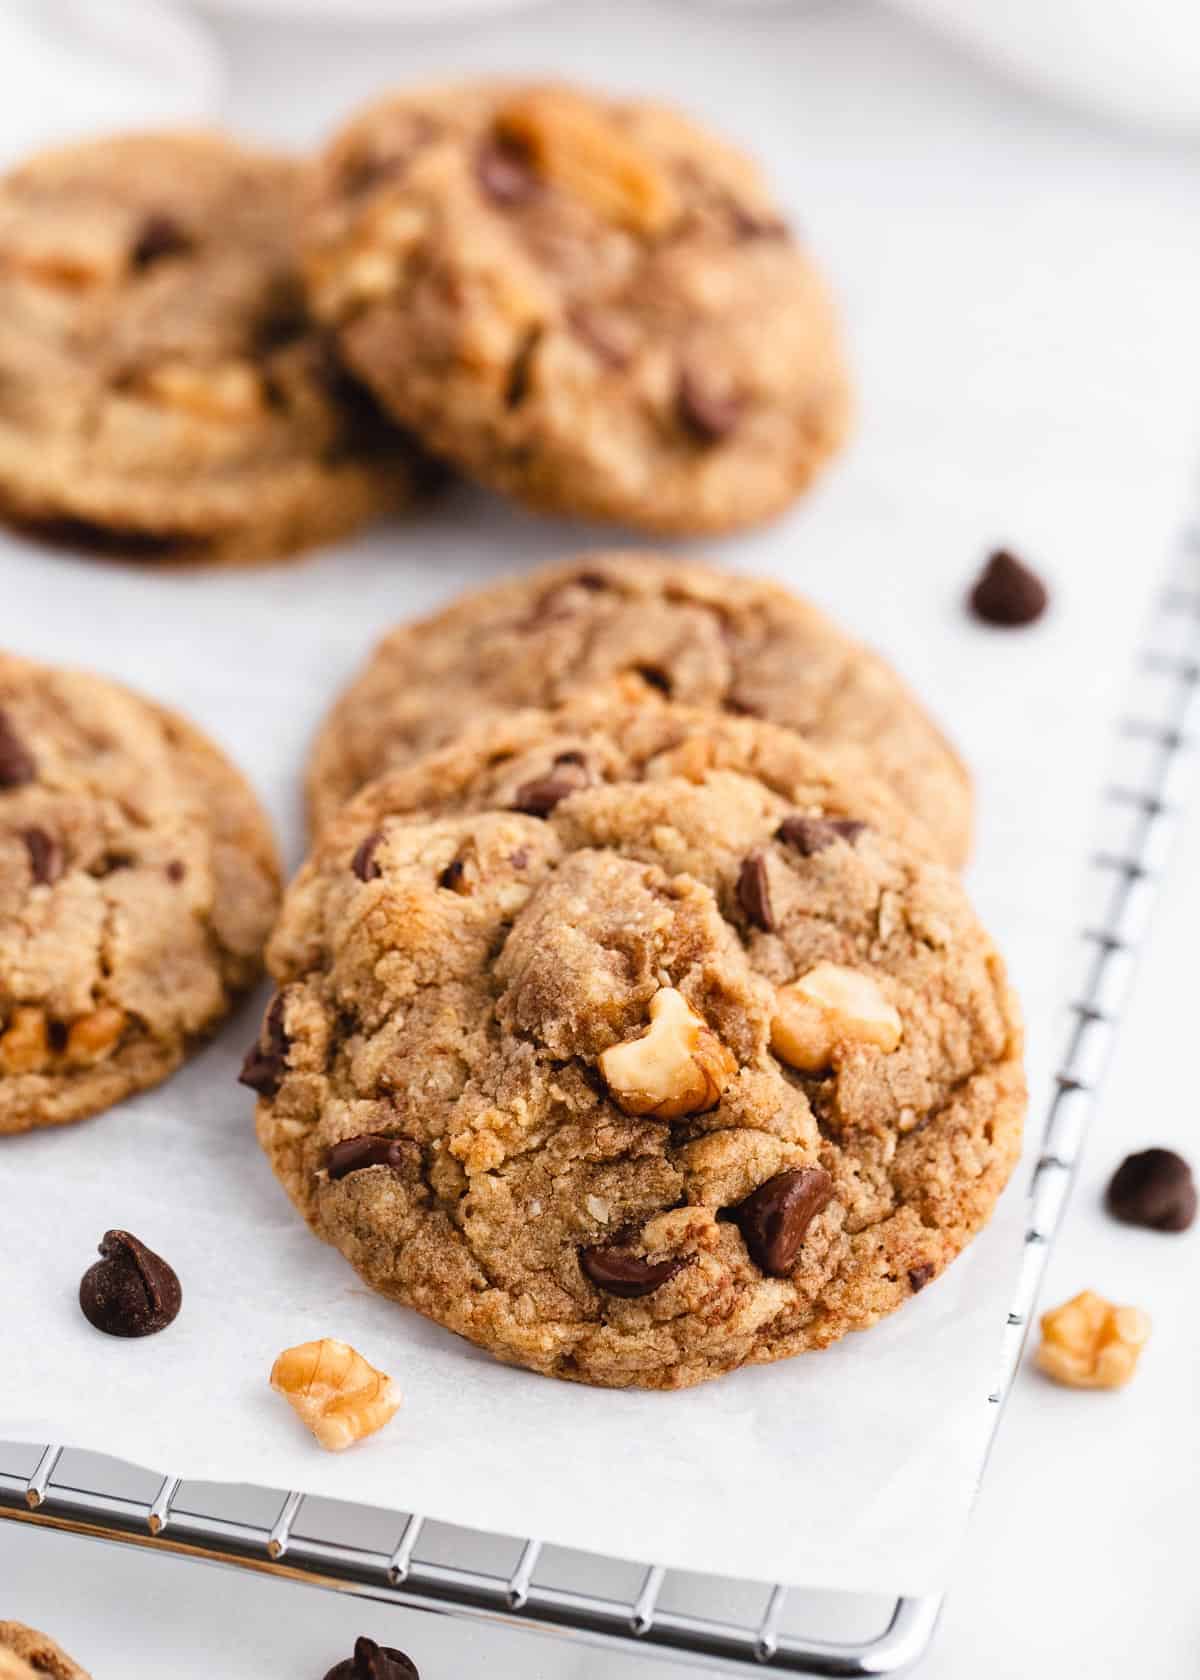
[248,554,1026,1391]
[0,82,850,560]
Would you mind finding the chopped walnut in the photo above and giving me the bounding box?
[270,1337,400,1451]
[66,1006,126,1066]
[495,89,678,235]
[142,360,266,422]
[0,1007,49,1074]
[770,961,902,1072]
[598,987,736,1119]
[1035,1290,1151,1390]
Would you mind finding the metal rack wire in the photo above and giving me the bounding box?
[3,553,1198,1677]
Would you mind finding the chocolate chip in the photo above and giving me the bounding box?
[352,831,385,882]
[511,756,589,818]
[47,1019,68,1053]
[579,1242,688,1299]
[729,203,789,241]
[968,549,1048,628]
[22,827,62,886]
[677,371,742,443]
[238,992,290,1098]
[166,859,186,884]
[776,815,865,856]
[79,1230,181,1337]
[1106,1148,1196,1233]
[908,1263,935,1292]
[632,665,672,696]
[729,1167,834,1276]
[504,327,541,408]
[439,857,466,891]
[475,135,540,206]
[327,1134,416,1182]
[323,1636,420,1680]
[131,213,192,269]
[736,849,774,931]
[0,708,35,787]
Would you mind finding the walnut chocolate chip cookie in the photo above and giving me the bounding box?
[0,652,281,1133]
[253,698,1024,1391]
[0,132,429,564]
[0,1624,92,1680]
[303,81,850,534]
[307,553,972,867]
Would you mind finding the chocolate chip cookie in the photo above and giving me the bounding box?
[0,132,426,563]
[0,1624,91,1680]
[304,81,850,533]
[0,653,281,1133]
[307,553,972,866]
[254,698,1024,1390]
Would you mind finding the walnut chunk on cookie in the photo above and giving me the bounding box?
[303,81,851,536]
[253,696,1024,1391]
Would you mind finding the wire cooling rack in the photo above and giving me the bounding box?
[3,549,1198,1677]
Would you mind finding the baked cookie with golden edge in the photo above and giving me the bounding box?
[253,698,1023,1391]
[0,1624,92,1680]
[0,132,427,564]
[307,553,971,866]
[304,82,850,534]
[0,653,281,1133]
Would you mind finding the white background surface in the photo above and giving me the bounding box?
[2,1,1200,1673]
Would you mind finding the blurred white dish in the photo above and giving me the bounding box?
[193,0,549,17]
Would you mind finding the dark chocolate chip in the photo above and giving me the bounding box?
[131,213,192,269]
[166,859,186,884]
[79,1230,181,1338]
[677,370,743,443]
[439,857,466,891]
[736,849,774,932]
[908,1263,935,1292]
[47,1019,68,1053]
[572,571,610,591]
[579,1242,688,1299]
[776,815,865,856]
[475,135,540,206]
[504,326,542,408]
[352,830,385,882]
[633,665,672,695]
[724,692,762,718]
[238,992,290,1098]
[0,708,35,787]
[327,1134,416,1182]
[968,549,1048,628]
[323,1636,420,1680]
[511,757,589,818]
[1106,1148,1196,1233]
[22,827,62,886]
[729,1167,834,1276]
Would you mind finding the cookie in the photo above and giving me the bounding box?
[0,653,281,1133]
[304,81,850,534]
[0,1624,91,1680]
[307,553,972,866]
[254,698,1024,1391]
[0,132,428,564]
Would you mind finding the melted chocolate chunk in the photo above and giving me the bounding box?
[729,1168,834,1276]
[352,830,385,882]
[238,992,290,1097]
[79,1230,181,1337]
[0,708,35,787]
[22,827,62,886]
[327,1134,416,1181]
[776,816,865,856]
[131,212,192,269]
[579,1242,688,1299]
[677,371,742,442]
[736,849,774,932]
[908,1263,935,1292]
[1106,1148,1196,1233]
[323,1636,420,1680]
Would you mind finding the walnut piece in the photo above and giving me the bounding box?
[0,1007,49,1074]
[270,1337,401,1451]
[770,961,902,1072]
[599,987,736,1119]
[66,1006,126,1066]
[495,89,678,235]
[142,360,266,422]
[1035,1290,1151,1390]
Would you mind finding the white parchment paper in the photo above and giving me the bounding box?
[2,1,1199,1598]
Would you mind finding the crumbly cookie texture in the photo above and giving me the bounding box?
[255,699,1024,1391]
[307,552,971,866]
[0,1624,92,1680]
[0,652,281,1133]
[304,81,850,534]
[0,131,429,564]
